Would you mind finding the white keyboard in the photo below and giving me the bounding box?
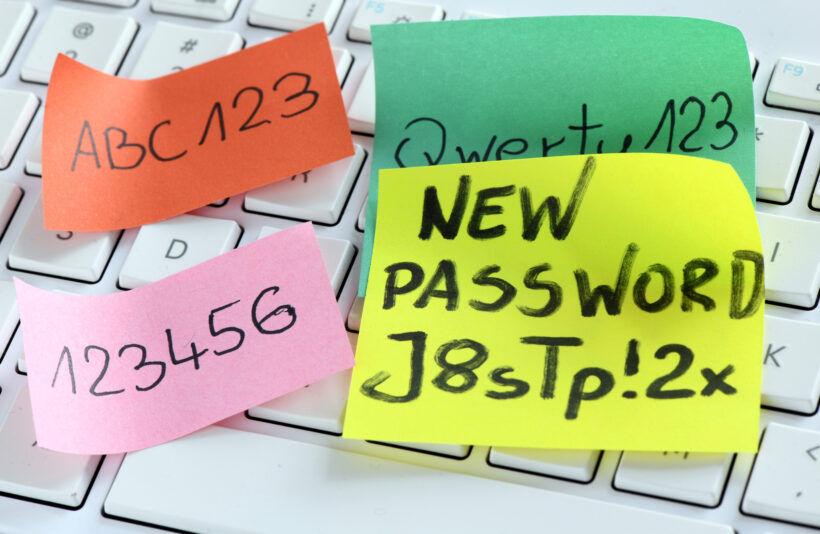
[1,1,820,533]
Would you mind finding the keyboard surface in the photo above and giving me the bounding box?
[1,0,820,532]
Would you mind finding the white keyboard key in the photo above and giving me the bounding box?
[332,47,352,86]
[151,0,240,22]
[761,313,820,413]
[257,226,353,294]
[105,426,734,534]
[356,197,366,231]
[766,58,820,114]
[757,212,820,307]
[742,423,820,528]
[249,0,343,32]
[614,451,733,507]
[348,60,375,134]
[25,131,41,176]
[247,332,356,434]
[489,447,600,483]
[72,0,136,7]
[119,214,240,289]
[0,281,19,354]
[130,22,243,79]
[347,295,363,330]
[348,0,444,43]
[21,6,137,84]
[0,89,38,169]
[0,182,21,237]
[245,144,365,225]
[374,440,470,458]
[0,386,102,507]
[0,1,34,76]
[9,196,117,283]
[755,115,809,202]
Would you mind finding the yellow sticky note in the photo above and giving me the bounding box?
[344,153,763,452]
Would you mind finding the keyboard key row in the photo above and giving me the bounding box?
[103,425,735,533]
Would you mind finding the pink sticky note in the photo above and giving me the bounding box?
[15,223,354,454]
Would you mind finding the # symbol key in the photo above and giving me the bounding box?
[180,39,198,54]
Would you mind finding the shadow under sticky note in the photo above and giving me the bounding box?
[42,24,354,232]
[345,154,763,452]
[359,16,755,295]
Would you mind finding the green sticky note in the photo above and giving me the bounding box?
[359,16,754,296]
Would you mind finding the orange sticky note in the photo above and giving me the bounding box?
[43,24,353,231]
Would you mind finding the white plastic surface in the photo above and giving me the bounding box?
[348,0,445,42]
[105,426,734,534]
[742,423,820,528]
[8,196,119,282]
[248,0,343,32]
[0,89,37,169]
[761,312,820,413]
[21,6,137,83]
[754,115,809,202]
[118,214,240,289]
[129,21,243,79]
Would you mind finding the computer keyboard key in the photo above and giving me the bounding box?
[356,197,366,231]
[348,0,444,42]
[332,47,352,86]
[761,313,820,413]
[105,426,734,533]
[0,89,38,169]
[766,58,820,114]
[488,447,600,483]
[8,196,119,283]
[248,332,356,434]
[373,440,470,459]
[151,0,240,22]
[0,281,19,353]
[257,226,354,294]
[249,0,343,32]
[754,115,809,203]
[741,423,820,528]
[0,386,102,508]
[129,21,243,79]
[73,0,137,7]
[348,60,375,134]
[25,131,41,176]
[21,6,137,84]
[757,212,820,308]
[0,182,21,239]
[347,295,363,330]
[0,1,34,76]
[614,451,733,507]
[118,214,240,289]
[245,145,365,225]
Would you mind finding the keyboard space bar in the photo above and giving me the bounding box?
[105,427,732,534]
